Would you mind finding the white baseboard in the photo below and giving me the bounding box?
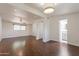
[68,42,79,47]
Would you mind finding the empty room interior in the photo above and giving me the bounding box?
[0,3,79,56]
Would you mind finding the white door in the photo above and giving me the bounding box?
[59,19,67,43]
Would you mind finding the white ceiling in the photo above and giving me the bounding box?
[0,3,79,24]
[26,3,79,16]
[0,3,42,24]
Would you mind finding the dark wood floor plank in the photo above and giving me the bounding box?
[0,36,79,56]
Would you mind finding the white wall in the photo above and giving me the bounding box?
[0,17,2,41]
[32,13,79,46]
[49,17,59,42]
[50,13,79,47]
[2,21,32,38]
[67,13,79,46]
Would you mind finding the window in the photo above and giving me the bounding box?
[14,24,26,30]
[21,26,26,30]
[14,25,20,30]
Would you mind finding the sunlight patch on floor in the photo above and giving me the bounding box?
[58,43,70,56]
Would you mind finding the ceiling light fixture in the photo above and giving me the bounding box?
[44,7,54,14]
[40,3,55,14]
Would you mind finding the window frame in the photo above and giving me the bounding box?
[13,24,26,31]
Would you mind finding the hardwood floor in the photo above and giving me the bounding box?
[0,36,79,56]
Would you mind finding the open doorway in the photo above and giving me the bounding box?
[59,19,67,43]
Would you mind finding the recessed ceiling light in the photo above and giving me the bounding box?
[44,7,54,14]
